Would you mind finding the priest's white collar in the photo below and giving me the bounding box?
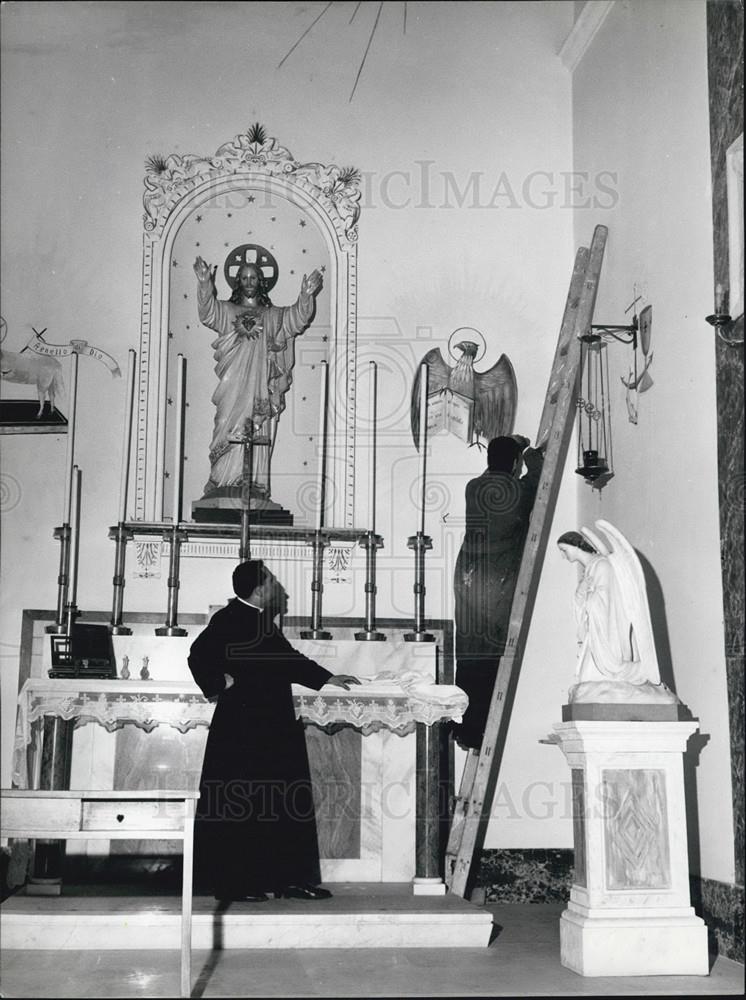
[236,597,263,612]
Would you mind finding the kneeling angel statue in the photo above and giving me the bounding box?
[556,519,679,706]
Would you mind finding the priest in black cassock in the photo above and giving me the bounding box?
[188,560,359,902]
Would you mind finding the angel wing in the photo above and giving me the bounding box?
[411,348,451,449]
[593,519,661,684]
[473,353,517,441]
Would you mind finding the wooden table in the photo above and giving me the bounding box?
[1,788,199,997]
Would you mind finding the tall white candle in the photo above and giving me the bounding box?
[368,361,377,534]
[62,352,79,524]
[118,349,137,523]
[68,466,82,607]
[418,364,428,534]
[172,354,186,523]
[316,361,328,531]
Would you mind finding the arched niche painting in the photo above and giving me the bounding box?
[134,126,361,529]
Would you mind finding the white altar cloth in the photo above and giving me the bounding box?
[13,675,467,789]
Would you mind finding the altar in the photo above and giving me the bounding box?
[12,624,466,889]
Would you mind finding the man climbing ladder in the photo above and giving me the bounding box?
[446,225,608,899]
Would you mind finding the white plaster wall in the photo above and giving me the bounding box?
[1,1,582,849]
[570,0,735,882]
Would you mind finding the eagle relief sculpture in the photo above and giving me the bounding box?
[410,337,517,449]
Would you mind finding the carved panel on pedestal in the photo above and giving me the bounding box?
[602,768,671,890]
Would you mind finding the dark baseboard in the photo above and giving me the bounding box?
[691,874,745,964]
[476,848,573,904]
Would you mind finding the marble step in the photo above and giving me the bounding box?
[1,883,494,950]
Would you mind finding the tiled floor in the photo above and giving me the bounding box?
[1,901,743,997]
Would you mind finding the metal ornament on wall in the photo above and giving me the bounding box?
[410,328,517,450]
[620,304,654,424]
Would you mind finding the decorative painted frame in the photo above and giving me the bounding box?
[134,127,360,527]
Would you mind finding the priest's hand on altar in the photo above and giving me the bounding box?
[324,674,361,691]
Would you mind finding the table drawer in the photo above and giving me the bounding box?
[2,797,82,834]
[81,798,187,832]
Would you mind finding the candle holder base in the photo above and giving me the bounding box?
[45,623,68,635]
[300,628,333,640]
[108,625,133,636]
[354,630,387,642]
[403,630,436,643]
[154,626,188,637]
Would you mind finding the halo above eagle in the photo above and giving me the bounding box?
[411,339,518,449]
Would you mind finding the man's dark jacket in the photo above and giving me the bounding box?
[453,448,543,747]
[188,598,331,895]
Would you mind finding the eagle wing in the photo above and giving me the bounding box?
[473,353,517,441]
[411,348,451,449]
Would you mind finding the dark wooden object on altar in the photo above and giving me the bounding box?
[48,623,116,680]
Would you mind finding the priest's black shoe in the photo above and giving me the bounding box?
[277,884,332,900]
[214,891,268,903]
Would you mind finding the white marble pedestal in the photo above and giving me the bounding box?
[551,715,709,977]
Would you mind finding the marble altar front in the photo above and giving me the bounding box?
[14,633,466,886]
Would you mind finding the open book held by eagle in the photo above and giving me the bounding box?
[411,341,517,449]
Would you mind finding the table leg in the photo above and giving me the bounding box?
[413,721,446,895]
[181,802,195,997]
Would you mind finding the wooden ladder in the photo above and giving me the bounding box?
[445,224,608,898]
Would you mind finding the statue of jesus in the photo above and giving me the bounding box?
[193,255,322,502]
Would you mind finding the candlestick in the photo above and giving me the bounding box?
[172,354,186,524]
[119,350,137,523]
[418,364,428,535]
[62,352,80,525]
[239,431,254,562]
[714,282,727,314]
[68,466,82,611]
[368,361,377,534]
[315,360,328,531]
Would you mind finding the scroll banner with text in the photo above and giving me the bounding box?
[26,336,121,377]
